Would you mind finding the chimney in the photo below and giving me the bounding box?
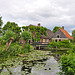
[38,23,40,26]
[62,26,64,30]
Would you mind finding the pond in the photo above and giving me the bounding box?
[0,50,67,75]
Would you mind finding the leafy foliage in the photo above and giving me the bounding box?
[0,16,3,35]
[48,40,71,48]
[48,40,58,48]
[3,30,16,42]
[60,46,75,75]
[12,27,21,41]
[72,30,75,42]
[22,25,47,41]
[52,26,61,33]
[21,30,32,41]
[72,30,75,38]
[2,21,21,42]
[0,43,33,62]
[21,44,33,53]
[2,21,18,35]
[22,26,28,31]
[29,26,47,41]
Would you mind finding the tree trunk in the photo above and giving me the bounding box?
[6,41,8,46]
[6,40,13,51]
[22,40,26,48]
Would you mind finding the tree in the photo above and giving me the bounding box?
[2,21,21,42]
[0,16,3,35]
[52,26,61,33]
[21,30,32,48]
[22,25,47,42]
[29,26,47,41]
[22,26,28,31]
[12,26,21,41]
[3,30,15,51]
[72,30,75,42]
[2,21,18,35]
[72,30,75,38]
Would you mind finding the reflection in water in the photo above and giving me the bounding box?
[0,50,66,75]
[30,56,59,75]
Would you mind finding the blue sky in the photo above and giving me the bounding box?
[0,0,75,35]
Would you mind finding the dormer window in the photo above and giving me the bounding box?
[57,35,60,38]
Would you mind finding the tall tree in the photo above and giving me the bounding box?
[2,21,21,42]
[29,26,47,41]
[52,26,61,33]
[22,25,47,41]
[72,30,75,42]
[3,30,15,51]
[21,30,32,48]
[72,30,75,38]
[12,26,21,41]
[2,21,18,35]
[0,16,3,35]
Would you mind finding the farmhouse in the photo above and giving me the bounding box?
[19,24,73,46]
[28,23,54,43]
[52,26,73,42]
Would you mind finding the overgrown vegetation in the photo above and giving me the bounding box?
[52,26,61,33]
[0,43,33,63]
[0,16,3,36]
[21,30,32,48]
[59,46,75,75]
[0,17,33,63]
[22,25,47,41]
[48,40,71,49]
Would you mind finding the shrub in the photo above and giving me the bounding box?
[8,43,22,56]
[48,40,71,48]
[21,44,33,53]
[48,40,58,48]
[60,46,75,75]
[0,43,22,62]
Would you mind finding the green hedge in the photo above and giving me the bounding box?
[48,40,71,48]
[60,46,75,75]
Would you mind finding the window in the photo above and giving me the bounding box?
[29,40,30,44]
[55,39,57,42]
[59,39,61,41]
[57,35,60,38]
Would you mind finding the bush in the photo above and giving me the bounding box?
[0,43,22,62]
[21,44,33,53]
[58,40,71,48]
[48,40,58,48]
[0,42,34,62]
[60,46,75,75]
[48,40,71,48]
[8,43,22,56]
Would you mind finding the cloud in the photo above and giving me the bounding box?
[0,0,75,35]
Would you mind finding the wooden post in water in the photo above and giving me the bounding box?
[56,46,57,52]
[39,46,40,50]
[56,46,57,57]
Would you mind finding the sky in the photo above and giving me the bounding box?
[0,0,75,35]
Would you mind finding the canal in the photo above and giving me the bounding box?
[0,50,67,75]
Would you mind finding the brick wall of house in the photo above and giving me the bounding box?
[52,38,68,42]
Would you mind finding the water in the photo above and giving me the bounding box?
[30,56,60,75]
[1,50,67,75]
